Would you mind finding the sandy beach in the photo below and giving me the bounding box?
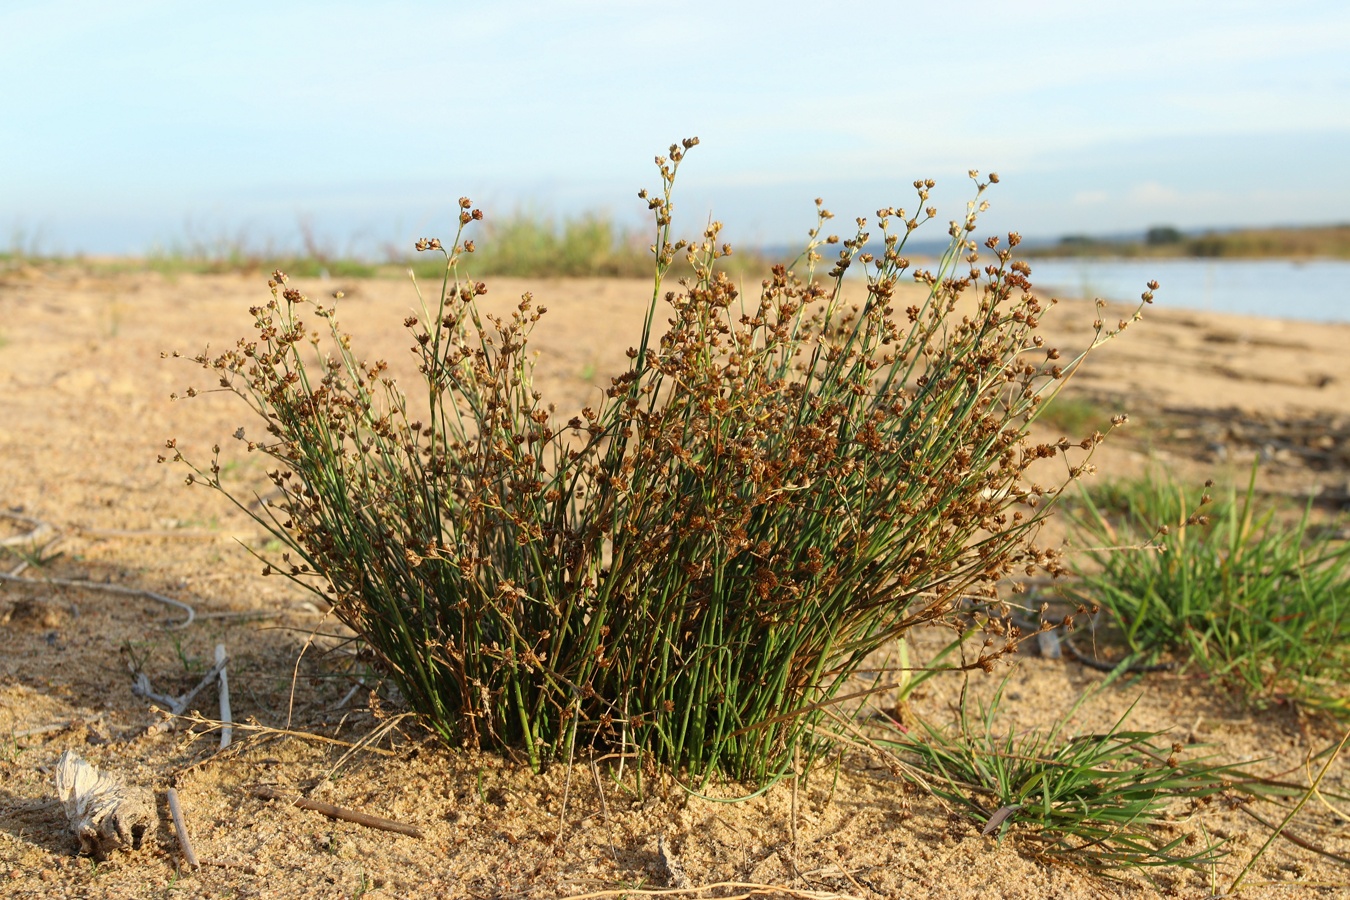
[1,265,1348,899]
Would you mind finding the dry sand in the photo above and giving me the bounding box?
[1,265,1348,899]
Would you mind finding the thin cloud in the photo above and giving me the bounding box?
[1127,183,1183,206]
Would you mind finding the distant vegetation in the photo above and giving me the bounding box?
[2,211,769,280]
[1029,223,1350,259]
[14,216,1347,278]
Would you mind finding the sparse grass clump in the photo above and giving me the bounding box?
[1066,466,1350,716]
[168,140,1140,785]
[886,678,1231,871]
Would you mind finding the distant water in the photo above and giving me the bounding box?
[1023,258,1350,324]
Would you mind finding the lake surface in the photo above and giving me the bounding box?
[1022,258,1350,324]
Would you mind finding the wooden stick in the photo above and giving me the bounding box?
[215,644,232,749]
[166,787,199,869]
[196,610,281,622]
[253,786,423,839]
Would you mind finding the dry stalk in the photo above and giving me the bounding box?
[1234,805,1350,866]
[12,720,92,739]
[171,709,399,757]
[1,512,200,626]
[0,509,55,546]
[286,608,332,729]
[320,712,414,781]
[820,706,939,800]
[1230,728,1350,892]
[73,526,253,542]
[330,678,366,711]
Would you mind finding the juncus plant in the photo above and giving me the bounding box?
[167,139,1145,786]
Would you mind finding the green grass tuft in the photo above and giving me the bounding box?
[1065,464,1350,717]
[886,676,1232,871]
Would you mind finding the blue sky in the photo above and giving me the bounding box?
[3,0,1348,256]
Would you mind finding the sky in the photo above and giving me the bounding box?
[2,0,1348,257]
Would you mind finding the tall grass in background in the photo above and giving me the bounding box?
[413,211,646,278]
[5,209,756,279]
[138,211,739,280]
[404,210,771,280]
[168,139,1145,785]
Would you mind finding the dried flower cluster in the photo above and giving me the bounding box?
[167,140,1144,785]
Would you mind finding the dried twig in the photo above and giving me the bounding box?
[0,571,195,629]
[1235,804,1350,866]
[0,509,54,547]
[1,513,196,628]
[171,710,399,756]
[215,644,232,749]
[330,678,366,711]
[253,786,423,838]
[11,720,92,739]
[2,509,254,544]
[196,610,281,622]
[320,713,413,783]
[1230,727,1350,893]
[166,786,199,869]
[133,654,227,716]
[286,608,332,729]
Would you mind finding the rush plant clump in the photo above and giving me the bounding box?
[165,139,1145,786]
